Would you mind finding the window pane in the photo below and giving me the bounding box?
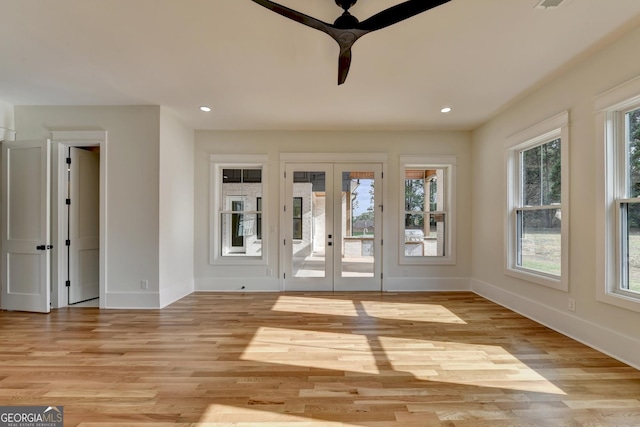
[243,169,262,183]
[517,208,561,276]
[522,139,561,206]
[222,169,241,183]
[405,176,425,212]
[220,212,261,256]
[403,213,446,257]
[627,107,640,198]
[622,203,640,294]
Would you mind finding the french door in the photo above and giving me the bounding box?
[283,163,382,291]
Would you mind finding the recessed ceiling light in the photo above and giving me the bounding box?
[200,106,211,112]
[441,107,452,113]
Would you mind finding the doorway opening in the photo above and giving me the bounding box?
[52,131,106,310]
[64,146,100,306]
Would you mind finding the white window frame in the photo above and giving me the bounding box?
[399,155,457,265]
[596,75,640,312]
[209,154,268,265]
[505,111,569,291]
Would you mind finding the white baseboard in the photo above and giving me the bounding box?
[471,278,640,370]
[103,292,160,309]
[383,277,471,292]
[195,277,283,292]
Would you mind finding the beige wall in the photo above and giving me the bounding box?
[15,106,163,307]
[194,130,472,291]
[0,100,14,139]
[471,25,640,367]
[159,107,195,306]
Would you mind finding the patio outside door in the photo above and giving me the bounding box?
[283,163,382,291]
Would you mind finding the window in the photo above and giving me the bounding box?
[209,155,268,264]
[399,156,456,265]
[596,75,640,311]
[505,112,569,290]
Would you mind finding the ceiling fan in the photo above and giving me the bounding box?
[249,0,451,85]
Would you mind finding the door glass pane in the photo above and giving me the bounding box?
[292,171,326,278]
[342,171,374,277]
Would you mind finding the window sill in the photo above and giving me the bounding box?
[597,289,640,313]
[505,266,567,292]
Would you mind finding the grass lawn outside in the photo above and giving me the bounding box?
[520,230,640,293]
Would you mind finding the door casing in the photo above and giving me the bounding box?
[51,131,107,309]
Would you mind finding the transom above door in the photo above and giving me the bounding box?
[283,163,382,292]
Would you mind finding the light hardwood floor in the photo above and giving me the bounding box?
[1,292,639,426]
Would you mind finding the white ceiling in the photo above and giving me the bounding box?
[1,0,640,131]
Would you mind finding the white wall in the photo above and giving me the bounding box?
[0,100,15,140]
[471,26,640,368]
[159,107,195,307]
[194,130,472,291]
[15,106,162,308]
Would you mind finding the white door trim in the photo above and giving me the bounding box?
[51,131,107,309]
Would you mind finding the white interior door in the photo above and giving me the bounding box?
[1,140,51,313]
[283,163,382,291]
[68,147,100,304]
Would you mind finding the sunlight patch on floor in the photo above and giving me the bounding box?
[240,326,380,374]
[272,296,359,317]
[378,336,566,395]
[360,301,467,324]
[199,403,360,425]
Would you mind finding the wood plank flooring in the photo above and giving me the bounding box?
[1,292,640,426]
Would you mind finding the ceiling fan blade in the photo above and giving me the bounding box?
[358,0,451,32]
[338,48,352,85]
[250,0,333,36]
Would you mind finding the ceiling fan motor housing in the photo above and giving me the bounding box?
[335,0,358,11]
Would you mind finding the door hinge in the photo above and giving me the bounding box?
[65,280,71,287]
[284,205,286,212]
[381,239,383,245]
[283,239,286,246]
[65,239,71,246]
[66,198,71,205]
[284,171,286,178]
[381,273,383,279]
[284,273,286,279]
[381,172,384,178]
[66,157,72,165]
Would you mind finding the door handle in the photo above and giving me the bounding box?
[36,245,54,251]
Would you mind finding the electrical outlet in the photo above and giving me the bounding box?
[567,298,575,312]
[141,280,149,290]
